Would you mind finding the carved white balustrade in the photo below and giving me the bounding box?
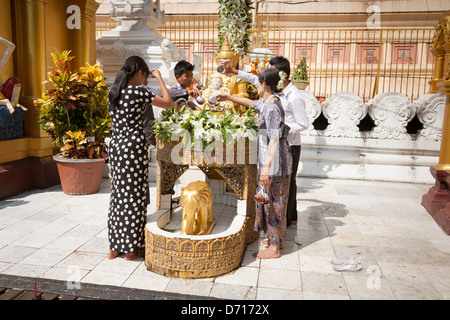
[368,93,415,140]
[414,94,446,141]
[298,90,322,136]
[298,91,443,184]
[322,92,368,138]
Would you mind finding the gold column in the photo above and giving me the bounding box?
[428,47,446,94]
[436,82,450,170]
[14,0,50,146]
[435,11,450,171]
[70,0,99,70]
[428,18,446,94]
[422,11,450,235]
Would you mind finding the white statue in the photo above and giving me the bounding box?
[201,73,233,111]
[0,37,26,114]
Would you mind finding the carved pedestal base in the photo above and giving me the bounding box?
[422,167,450,235]
[145,140,259,278]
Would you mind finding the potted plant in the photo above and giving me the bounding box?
[38,49,110,195]
[292,57,310,90]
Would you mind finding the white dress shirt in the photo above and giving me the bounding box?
[237,70,309,145]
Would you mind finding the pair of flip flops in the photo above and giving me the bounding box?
[331,254,363,272]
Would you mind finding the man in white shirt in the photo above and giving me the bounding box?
[221,56,309,227]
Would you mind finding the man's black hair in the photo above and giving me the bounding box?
[269,56,291,79]
[174,60,194,78]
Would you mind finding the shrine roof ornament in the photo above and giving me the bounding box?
[215,37,240,67]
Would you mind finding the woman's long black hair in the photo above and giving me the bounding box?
[108,56,150,109]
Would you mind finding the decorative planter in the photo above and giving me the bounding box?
[53,154,105,195]
[292,81,309,90]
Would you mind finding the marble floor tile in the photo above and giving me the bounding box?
[257,268,301,291]
[44,266,90,283]
[209,283,256,300]
[20,248,72,267]
[92,255,142,275]
[0,230,30,246]
[122,274,170,292]
[2,263,50,278]
[43,235,92,251]
[81,270,129,287]
[55,251,106,270]
[302,291,350,300]
[76,236,109,254]
[296,239,335,257]
[215,266,259,287]
[299,254,336,274]
[256,287,303,300]
[0,245,38,263]
[343,273,396,300]
[164,278,214,297]
[10,231,62,248]
[301,271,348,296]
[418,265,450,300]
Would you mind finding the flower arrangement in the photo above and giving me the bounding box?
[153,103,258,149]
[217,0,253,54]
[38,49,110,159]
[245,57,270,100]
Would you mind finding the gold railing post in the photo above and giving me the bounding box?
[434,11,450,171]
[428,26,447,94]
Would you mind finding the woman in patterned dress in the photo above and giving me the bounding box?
[107,56,173,261]
[217,68,292,259]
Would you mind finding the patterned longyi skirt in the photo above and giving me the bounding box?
[254,175,290,246]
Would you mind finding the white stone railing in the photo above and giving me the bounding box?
[298,91,445,183]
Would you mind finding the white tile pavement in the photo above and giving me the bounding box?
[0,176,449,300]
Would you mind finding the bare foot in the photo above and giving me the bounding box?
[108,250,121,260]
[261,239,283,249]
[256,245,280,259]
[124,249,144,261]
[291,220,297,225]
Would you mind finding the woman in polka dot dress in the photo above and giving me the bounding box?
[107,56,173,261]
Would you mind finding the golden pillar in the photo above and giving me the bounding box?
[422,10,450,235]
[14,0,48,140]
[434,11,450,171]
[69,0,99,70]
[428,24,446,94]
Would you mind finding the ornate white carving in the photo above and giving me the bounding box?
[322,92,368,138]
[97,40,145,57]
[298,90,322,136]
[414,94,445,141]
[368,93,415,140]
[97,0,184,87]
[160,38,185,69]
[109,0,165,31]
[193,55,203,84]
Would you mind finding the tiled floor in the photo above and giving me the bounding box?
[0,176,450,300]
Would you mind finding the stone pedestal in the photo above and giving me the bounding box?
[422,168,450,235]
[144,139,258,279]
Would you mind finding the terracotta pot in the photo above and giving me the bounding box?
[292,81,309,90]
[53,154,105,195]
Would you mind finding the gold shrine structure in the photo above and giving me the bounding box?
[144,140,259,279]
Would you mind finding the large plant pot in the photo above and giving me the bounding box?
[292,81,309,90]
[53,154,105,195]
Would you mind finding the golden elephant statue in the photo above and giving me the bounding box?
[180,181,214,235]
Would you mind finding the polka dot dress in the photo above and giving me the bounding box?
[107,85,155,253]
